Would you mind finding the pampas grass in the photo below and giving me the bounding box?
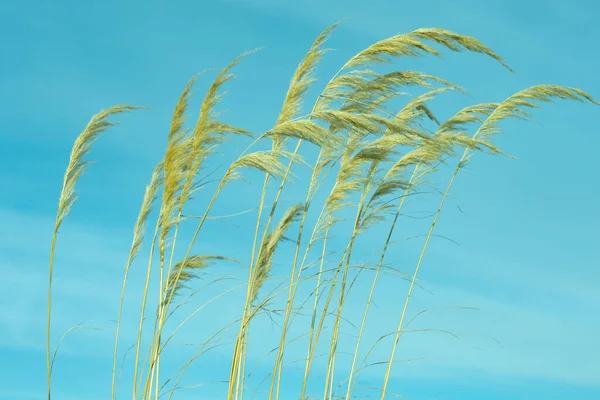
[46,21,597,400]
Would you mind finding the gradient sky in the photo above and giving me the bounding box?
[1,0,599,399]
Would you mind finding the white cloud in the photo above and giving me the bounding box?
[2,196,599,393]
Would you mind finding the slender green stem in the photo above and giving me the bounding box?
[46,227,59,400]
[111,250,137,400]
[379,161,458,398]
[133,224,160,400]
[344,166,418,399]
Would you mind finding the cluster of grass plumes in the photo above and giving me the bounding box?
[46,22,597,400]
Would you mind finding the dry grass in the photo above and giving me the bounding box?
[45,21,597,400]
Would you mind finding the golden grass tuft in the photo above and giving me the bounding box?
[47,104,145,400]
[45,20,597,400]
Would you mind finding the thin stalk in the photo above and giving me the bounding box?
[143,177,225,398]
[299,221,331,400]
[46,228,58,400]
[301,240,353,399]
[112,242,148,400]
[343,167,418,399]
[133,224,161,400]
[234,175,272,400]
[379,160,458,398]
[322,176,370,400]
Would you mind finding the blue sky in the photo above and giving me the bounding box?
[1,0,599,399]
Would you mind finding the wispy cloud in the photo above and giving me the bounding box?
[2,206,598,389]
[2,0,599,398]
